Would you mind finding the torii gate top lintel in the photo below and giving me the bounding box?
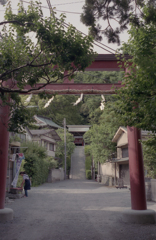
[85,54,129,71]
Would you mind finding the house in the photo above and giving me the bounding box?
[34,115,62,129]
[6,129,61,191]
[99,127,150,187]
[67,125,91,146]
[26,128,61,158]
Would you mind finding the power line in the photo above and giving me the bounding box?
[54,9,81,14]
[46,0,55,18]
[62,22,116,53]
[13,0,116,53]
[52,1,85,6]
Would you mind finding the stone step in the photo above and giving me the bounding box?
[71,146,86,180]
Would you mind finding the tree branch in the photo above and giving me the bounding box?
[0,20,34,26]
[0,61,52,79]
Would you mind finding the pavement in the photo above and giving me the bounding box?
[1,179,156,240]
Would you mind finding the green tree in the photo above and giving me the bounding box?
[21,141,51,186]
[116,14,156,132]
[84,102,121,164]
[113,7,156,177]
[81,0,156,44]
[36,95,85,125]
[0,1,95,132]
[74,71,124,124]
[55,129,75,173]
[142,136,156,178]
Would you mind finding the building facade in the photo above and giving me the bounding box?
[99,127,150,187]
[67,125,91,146]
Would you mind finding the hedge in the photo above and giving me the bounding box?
[86,170,92,180]
[21,141,50,186]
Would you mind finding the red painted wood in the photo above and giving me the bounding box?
[0,98,10,209]
[127,126,147,210]
[86,60,121,71]
[22,83,123,94]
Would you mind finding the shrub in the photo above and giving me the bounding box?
[85,155,92,171]
[47,157,58,169]
[21,141,50,186]
[86,170,92,180]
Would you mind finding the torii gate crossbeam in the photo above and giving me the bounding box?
[0,54,146,220]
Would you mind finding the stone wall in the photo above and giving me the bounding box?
[47,168,64,183]
[101,175,114,186]
[151,179,156,201]
[136,178,156,202]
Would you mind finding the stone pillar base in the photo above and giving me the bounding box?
[0,208,13,222]
[122,209,155,224]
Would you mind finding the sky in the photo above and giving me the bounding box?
[0,0,129,54]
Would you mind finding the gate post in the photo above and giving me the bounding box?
[120,65,155,222]
[122,126,156,223]
[127,126,146,210]
[0,100,10,209]
[0,81,13,221]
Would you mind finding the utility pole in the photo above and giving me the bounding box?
[46,0,55,19]
[64,118,66,180]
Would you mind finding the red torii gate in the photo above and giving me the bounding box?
[0,54,147,220]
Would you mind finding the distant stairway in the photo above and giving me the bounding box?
[70,146,86,180]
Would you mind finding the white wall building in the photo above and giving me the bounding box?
[26,129,61,158]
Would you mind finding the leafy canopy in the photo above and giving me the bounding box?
[115,10,156,132]
[0,1,95,132]
[81,0,156,44]
[84,101,121,164]
[142,136,156,179]
[21,141,50,186]
[55,129,75,170]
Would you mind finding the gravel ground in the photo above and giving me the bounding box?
[1,179,156,240]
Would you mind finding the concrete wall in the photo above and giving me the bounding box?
[151,179,156,201]
[140,178,156,202]
[47,168,64,183]
[100,162,116,177]
[99,162,120,186]
[117,132,128,147]
[46,150,55,157]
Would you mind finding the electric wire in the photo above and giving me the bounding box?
[2,0,116,53]
[52,1,85,6]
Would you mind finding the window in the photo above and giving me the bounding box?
[122,147,129,158]
[49,143,54,151]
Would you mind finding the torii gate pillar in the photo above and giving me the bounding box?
[122,127,155,223]
[0,93,13,221]
[127,126,146,210]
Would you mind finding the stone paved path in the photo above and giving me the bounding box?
[71,146,86,180]
[1,180,156,240]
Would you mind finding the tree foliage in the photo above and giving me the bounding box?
[55,129,75,171]
[0,1,95,132]
[142,136,156,179]
[115,12,156,132]
[81,0,156,44]
[84,101,121,164]
[21,141,51,186]
[36,95,85,126]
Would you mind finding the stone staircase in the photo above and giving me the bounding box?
[70,146,86,180]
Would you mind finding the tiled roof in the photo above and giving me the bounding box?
[28,129,61,141]
[34,115,62,129]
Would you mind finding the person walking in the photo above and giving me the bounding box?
[20,171,31,197]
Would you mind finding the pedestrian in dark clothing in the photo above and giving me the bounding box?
[20,171,31,197]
